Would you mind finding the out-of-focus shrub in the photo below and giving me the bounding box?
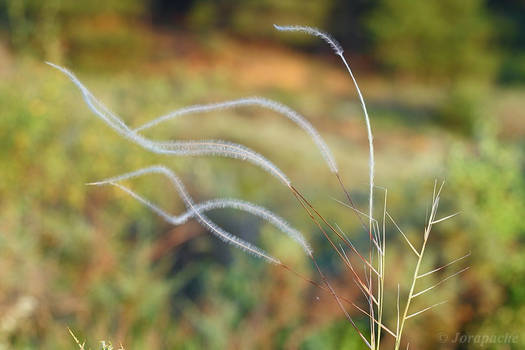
[436,84,486,135]
[0,62,178,349]
[488,0,525,84]
[499,53,525,84]
[0,0,149,67]
[187,0,333,44]
[445,123,525,346]
[1,0,62,59]
[366,0,497,82]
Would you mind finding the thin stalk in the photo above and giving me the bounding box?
[290,186,379,305]
[279,263,396,338]
[311,258,372,349]
[394,236,428,350]
[291,185,380,277]
[337,54,374,230]
[375,189,387,349]
[335,172,369,237]
[395,185,442,349]
[336,52,376,350]
[417,252,471,279]
[406,300,448,319]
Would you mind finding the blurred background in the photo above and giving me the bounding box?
[0,0,524,349]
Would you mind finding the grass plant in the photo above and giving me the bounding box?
[51,25,469,349]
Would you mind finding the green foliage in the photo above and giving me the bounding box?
[366,0,497,81]
[499,52,525,84]
[436,84,486,135]
[1,3,524,347]
[445,124,525,347]
[0,60,332,349]
[188,0,333,42]
[448,123,525,246]
[489,0,525,84]
[301,320,362,349]
[0,0,148,66]
[0,63,183,349]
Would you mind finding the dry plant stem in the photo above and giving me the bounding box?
[289,185,379,305]
[411,267,470,298]
[68,328,85,349]
[336,158,383,345]
[336,162,379,341]
[337,54,374,226]
[417,252,471,279]
[337,53,376,349]
[375,189,388,349]
[396,284,400,339]
[290,185,379,277]
[292,191,376,304]
[395,183,442,350]
[387,212,420,257]
[406,300,448,319]
[288,185,395,340]
[336,168,381,345]
[332,199,383,255]
[276,240,377,347]
[278,259,396,337]
[310,257,372,349]
[335,172,369,234]
[395,236,428,350]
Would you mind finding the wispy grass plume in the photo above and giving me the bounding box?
[274,24,375,236]
[89,168,312,255]
[89,165,281,264]
[46,62,291,185]
[273,25,344,55]
[134,97,338,174]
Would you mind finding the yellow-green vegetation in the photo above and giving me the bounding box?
[69,328,125,350]
[0,0,524,349]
